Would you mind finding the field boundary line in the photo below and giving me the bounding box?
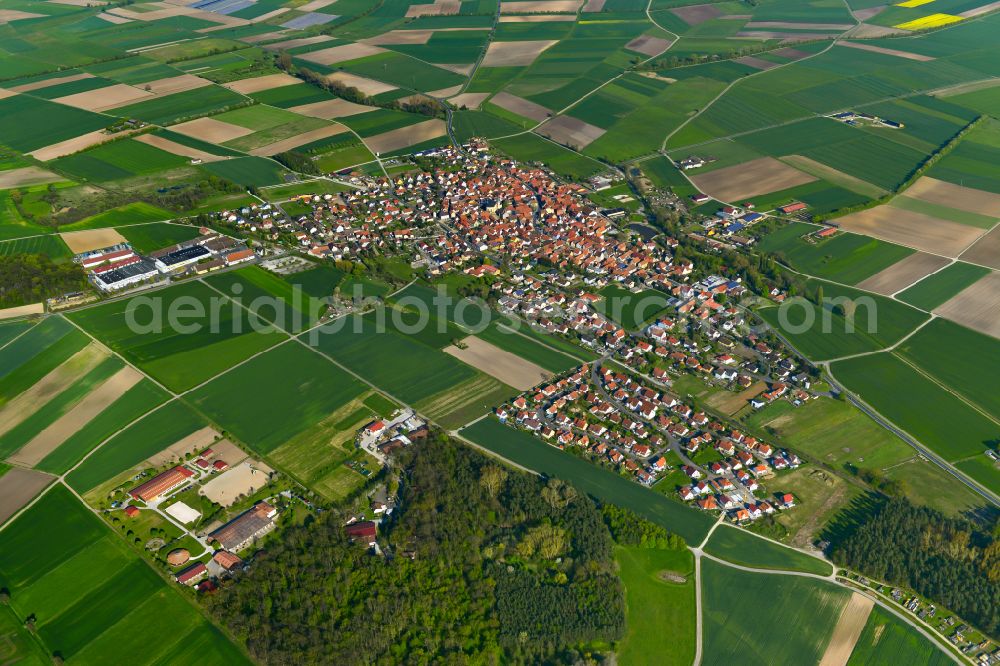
[889,349,1000,428]
[0,318,41,354]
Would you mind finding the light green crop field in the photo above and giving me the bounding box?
[704,525,833,576]
[701,559,848,665]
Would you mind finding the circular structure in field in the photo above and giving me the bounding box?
[167,548,191,566]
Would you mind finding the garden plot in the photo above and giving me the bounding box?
[52,83,153,112]
[836,206,986,258]
[490,91,553,122]
[625,35,674,57]
[538,115,606,149]
[690,157,817,202]
[837,41,934,61]
[444,336,550,391]
[0,167,63,189]
[169,117,254,143]
[223,72,301,94]
[934,271,1000,338]
[8,73,94,94]
[500,0,582,12]
[199,459,270,506]
[7,367,144,468]
[248,124,348,156]
[364,118,446,154]
[133,133,228,162]
[289,98,377,119]
[326,72,397,96]
[855,252,950,296]
[60,228,127,253]
[298,43,387,66]
[482,40,558,67]
[906,176,1000,217]
[0,468,53,525]
[670,3,722,25]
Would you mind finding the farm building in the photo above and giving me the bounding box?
[345,520,377,546]
[127,466,194,503]
[175,562,208,586]
[209,501,277,552]
[213,551,242,571]
[779,202,807,214]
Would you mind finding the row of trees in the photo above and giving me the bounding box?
[206,435,627,664]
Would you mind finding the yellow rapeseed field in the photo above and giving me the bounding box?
[895,12,965,29]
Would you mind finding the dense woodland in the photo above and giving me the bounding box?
[0,254,87,307]
[830,498,1000,637]
[207,436,635,664]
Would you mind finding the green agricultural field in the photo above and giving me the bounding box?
[704,525,833,575]
[461,417,714,543]
[282,264,347,298]
[57,202,172,232]
[475,324,582,374]
[0,95,108,153]
[0,322,89,406]
[65,399,207,493]
[701,559,848,665]
[200,157,290,188]
[898,262,989,311]
[204,266,326,333]
[493,133,606,180]
[0,355,124,459]
[744,397,985,516]
[0,317,79,382]
[117,222,202,253]
[68,281,284,391]
[847,607,954,665]
[757,279,929,362]
[50,139,189,182]
[112,86,248,125]
[896,318,1000,422]
[596,285,670,329]
[615,546,696,666]
[188,342,367,455]
[758,223,914,285]
[0,486,250,664]
[35,379,169,475]
[640,154,699,198]
[0,234,73,261]
[0,319,33,348]
[831,353,1000,468]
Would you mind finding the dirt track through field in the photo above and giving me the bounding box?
[836,206,986,258]
[935,271,1000,337]
[61,227,128,254]
[690,157,816,201]
[8,367,144,467]
[445,336,550,390]
[0,468,53,525]
[818,593,873,666]
[0,344,109,438]
[856,252,950,295]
